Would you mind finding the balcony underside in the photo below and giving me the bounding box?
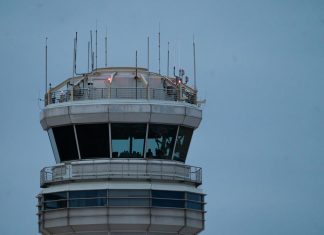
[40,100,202,130]
[39,207,204,235]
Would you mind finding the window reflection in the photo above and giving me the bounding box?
[111,124,146,158]
[146,124,177,159]
[52,123,194,162]
[173,126,193,162]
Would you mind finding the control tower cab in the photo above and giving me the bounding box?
[37,67,205,235]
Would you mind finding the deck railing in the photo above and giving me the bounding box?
[40,160,202,187]
[45,87,197,106]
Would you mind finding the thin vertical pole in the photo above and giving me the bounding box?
[90,30,93,71]
[167,41,170,77]
[135,50,138,99]
[45,37,48,94]
[193,35,197,90]
[45,37,48,105]
[158,24,161,74]
[95,29,98,69]
[147,36,150,71]
[74,32,77,75]
[147,36,150,100]
[105,30,108,67]
[88,41,90,72]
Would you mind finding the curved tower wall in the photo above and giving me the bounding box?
[37,67,205,235]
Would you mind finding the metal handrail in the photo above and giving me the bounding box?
[45,87,197,106]
[40,160,202,187]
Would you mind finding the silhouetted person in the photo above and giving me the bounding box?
[146,148,153,158]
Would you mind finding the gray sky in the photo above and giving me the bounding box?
[0,0,323,234]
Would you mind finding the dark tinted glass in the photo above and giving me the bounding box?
[187,192,203,202]
[52,125,78,161]
[44,200,67,209]
[69,190,107,199]
[44,192,67,201]
[111,124,146,158]
[109,190,150,198]
[152,199,185,208]
[173,126,193,162]
[69,198,107,207]
[186,201,203,210]
[109,198,150,207]
[146,125,177,159]
[152,190,184,199]
[76,124,109,159]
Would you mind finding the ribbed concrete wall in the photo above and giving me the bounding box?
[40,207,204,235]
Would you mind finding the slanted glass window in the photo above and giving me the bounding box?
[52,125,78,161]
[146,124,177,159]
[111,124,146,158]
[75,124,109,159]
[44,192,67,210]
[173,126,193,162]
[69,190,107,208]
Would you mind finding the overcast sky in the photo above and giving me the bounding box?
[0,0,323,234]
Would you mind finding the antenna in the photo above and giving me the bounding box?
[167,41,170,77]
[45,37,48,103]
[105,27,107,67]
[158,23,161,74]
[74,32,78,76]
[72,34,76,76]
[135,50,138,99]
[147,36,150,71]
[88,41,90,72]
[90,30,94,71]
[193,35,197,90]
[95,29,98,69]
[135,50,138,77]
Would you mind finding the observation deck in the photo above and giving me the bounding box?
[40,159,202,188]
[45,67,198,106]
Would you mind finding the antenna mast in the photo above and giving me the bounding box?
[147,36,150,71]
[72,34,75,76]
[45,37,48,103]
[95,29,98,69]
[158,24,161,74]
[74,32,78,76]
[105,27,107,67]
[193,35,197,90]
[90,30,94,71]
[88,41,90,72]
[167,41,170,77]
[135,50,138,99]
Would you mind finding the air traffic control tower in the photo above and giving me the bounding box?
[37,66,205,235]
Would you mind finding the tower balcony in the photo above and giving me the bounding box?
[40,159,202,188]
